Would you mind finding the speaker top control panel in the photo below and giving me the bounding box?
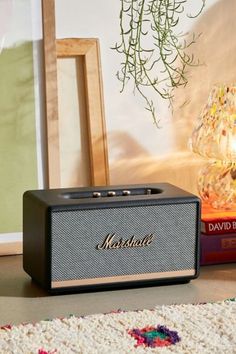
[23,183,201,210]
[62,187,161,200]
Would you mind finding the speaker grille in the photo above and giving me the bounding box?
[51,203,198,281]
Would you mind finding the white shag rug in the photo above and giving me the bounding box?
[1,299,236,354]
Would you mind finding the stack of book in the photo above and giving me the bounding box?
[200,204,236,265]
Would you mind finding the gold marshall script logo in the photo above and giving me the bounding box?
[96,233,154,250]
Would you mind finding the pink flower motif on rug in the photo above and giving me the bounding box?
[0,324,12,330]
[38,350,57,354]
[128,325,181,348]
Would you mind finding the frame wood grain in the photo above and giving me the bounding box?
[42,0,61,188]
[56,38,110,186]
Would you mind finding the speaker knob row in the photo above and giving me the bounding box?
[92,190,131,198]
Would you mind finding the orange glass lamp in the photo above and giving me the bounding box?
[190,85,236,209]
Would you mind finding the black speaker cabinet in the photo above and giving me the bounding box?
[23,183,201,293]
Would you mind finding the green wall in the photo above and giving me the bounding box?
[0,41,38,233]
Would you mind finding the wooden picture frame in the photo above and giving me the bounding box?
[56,38,110,187]
[42,0,60,188]
[42,0,109,188]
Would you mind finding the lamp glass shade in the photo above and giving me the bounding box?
[198,161,236,209]
[190,85,236,162]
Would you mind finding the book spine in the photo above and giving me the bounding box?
[201,219,236,235]
[200,233,236,265]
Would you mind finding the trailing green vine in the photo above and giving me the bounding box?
[112,0,206,126]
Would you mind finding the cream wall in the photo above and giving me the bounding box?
[55,0,228,194]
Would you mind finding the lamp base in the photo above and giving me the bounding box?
[198,161,236,209]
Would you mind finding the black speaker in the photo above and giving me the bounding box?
[23,183,201,293]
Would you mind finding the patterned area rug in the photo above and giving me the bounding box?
[1,299,236,353]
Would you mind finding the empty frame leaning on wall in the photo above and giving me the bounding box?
[43,0,109,187]
[56,38,110,187]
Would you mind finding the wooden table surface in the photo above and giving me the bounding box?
[0,255,235,325]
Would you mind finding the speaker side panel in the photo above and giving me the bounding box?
[23,192,49,289]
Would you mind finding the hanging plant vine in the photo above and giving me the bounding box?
[112,0,206,126]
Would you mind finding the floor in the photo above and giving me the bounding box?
[0,255,236,326]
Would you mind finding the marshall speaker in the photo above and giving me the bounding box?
[23,183,201,293]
